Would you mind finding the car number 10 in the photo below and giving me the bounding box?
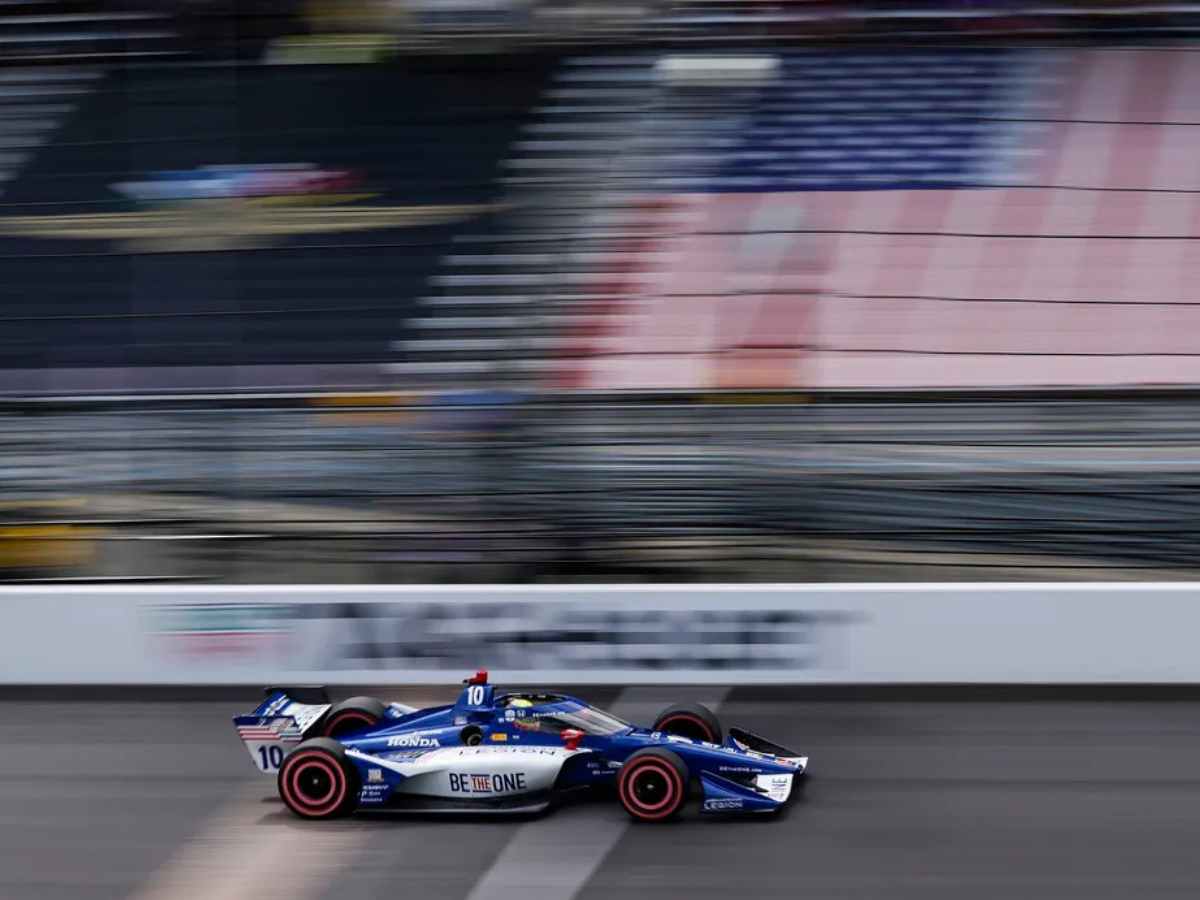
[257,745,285,771]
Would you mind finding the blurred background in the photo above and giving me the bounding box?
[9,9,1200,900]
[3,0,1200,586]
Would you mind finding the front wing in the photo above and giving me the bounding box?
[698,728,808,814]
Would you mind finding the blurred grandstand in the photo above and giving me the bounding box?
[2,0,1200,582]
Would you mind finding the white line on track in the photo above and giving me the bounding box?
[462,686,731,900]
[126,785,364,900]
[126,693,448,900]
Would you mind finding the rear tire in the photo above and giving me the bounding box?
[617,748,689,822]
[652,703,723,744]
[278,738,358,819]
[320,696,386,737]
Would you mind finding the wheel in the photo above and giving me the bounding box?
[652,703,723,744]
[617,748,689,822]
[277,738,359,819]
[320,696,386,737]
[461,725,483,746]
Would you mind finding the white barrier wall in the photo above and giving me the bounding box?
[2,583,1198,684]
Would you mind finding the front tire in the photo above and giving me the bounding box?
[617,748,689,822]
[277,738,358,819]
[652,703,723,744]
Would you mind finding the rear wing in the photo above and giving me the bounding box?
[263,685,329,706]
[232,686,332,774]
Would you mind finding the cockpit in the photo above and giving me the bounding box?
[495,694,633,736]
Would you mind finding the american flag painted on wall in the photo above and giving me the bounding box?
[664,50,1038,192]
[559,49,1200,391]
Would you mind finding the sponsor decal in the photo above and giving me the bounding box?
[367,768,384,783]
[718,766,755,774]
[0,163,497,253]
[758,773,793,802]
[384,750,425,761]
[454,716,467,726]
[360,785,389,802]
[704,798,744,811]
[153,597,861,680]
[504,709,515,721]
[271,602,858,673]
[265,696,290,716]
[386,734,440,748]
[455,746,560,757]
[146,603,292,660]
[448,772,528,794]
[490,733,508,742]
[290,705,328,731]
[666,735,694,744]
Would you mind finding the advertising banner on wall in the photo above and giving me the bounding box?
[4,584,1200,685]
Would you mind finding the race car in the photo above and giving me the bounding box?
[233,671,807,822]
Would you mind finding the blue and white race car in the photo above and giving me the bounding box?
[233,671,808,822]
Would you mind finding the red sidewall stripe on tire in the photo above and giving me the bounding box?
[625,763,677,812]
[280,753,348,817]
[323,712,375,737]
[290,760,338,806]
[619,760,684,821]
[657,714,716,743]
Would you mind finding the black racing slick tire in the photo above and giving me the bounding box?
[278,738,359,819]
[320,696,386,738]
[652,703,723,744]
[618,748,689,822]
[461,725,484,746]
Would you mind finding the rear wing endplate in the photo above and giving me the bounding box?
[234,686,332,774]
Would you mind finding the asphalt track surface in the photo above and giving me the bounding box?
[5,689,1200,900]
